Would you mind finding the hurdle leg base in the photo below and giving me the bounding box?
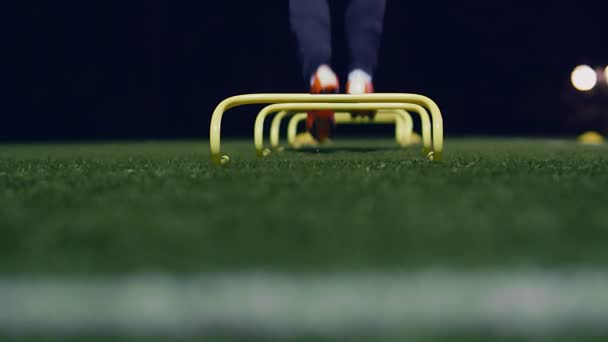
[212,154,230,165]
[256,148,272,158]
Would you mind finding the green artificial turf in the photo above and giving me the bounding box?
[0,138,607,274]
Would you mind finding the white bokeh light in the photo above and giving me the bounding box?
[571,65,597,91]
[605,66,608,85]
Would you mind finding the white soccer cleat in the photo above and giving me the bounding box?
[347,69,375,118]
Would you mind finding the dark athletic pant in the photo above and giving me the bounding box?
[289,0,386,82]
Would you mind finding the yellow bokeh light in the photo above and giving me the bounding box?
[571,65,597,91]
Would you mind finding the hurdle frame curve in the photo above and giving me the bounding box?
[276,111,410,152]
[272,106,430,151]
[251,103,438,162]
[285,111,418,149]
[270,109,415,151]
[283,111,412,148]
[254,104,415,157]
[265,109,413,152]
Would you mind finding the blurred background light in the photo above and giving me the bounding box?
[571,65,597,91]
[605,66,608,85]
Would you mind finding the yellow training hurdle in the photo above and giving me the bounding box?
[253,103,433,159]
[259,109,416,154]
[267,105,431,152]
[284,111,421,150]
[210,93,444,164]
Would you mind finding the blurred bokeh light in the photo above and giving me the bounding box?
[571,65,597,91]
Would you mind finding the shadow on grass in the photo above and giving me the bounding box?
[287,146,400,154]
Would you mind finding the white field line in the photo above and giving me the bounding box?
[0,270,607,336]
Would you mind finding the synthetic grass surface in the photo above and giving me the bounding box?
[1,139,607,274]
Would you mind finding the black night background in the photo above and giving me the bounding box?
[4,1,608,140]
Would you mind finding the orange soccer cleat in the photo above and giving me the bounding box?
[306,65,339,142]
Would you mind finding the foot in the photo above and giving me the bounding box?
[346,69,375,119]
[307,65,339,142]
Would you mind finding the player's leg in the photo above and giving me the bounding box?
[289,0,339,141]
[345,0,386,98]
[289,0,332,83]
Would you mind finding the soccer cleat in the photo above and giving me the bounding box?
[307,65,339,142]
[346,69,375,119]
